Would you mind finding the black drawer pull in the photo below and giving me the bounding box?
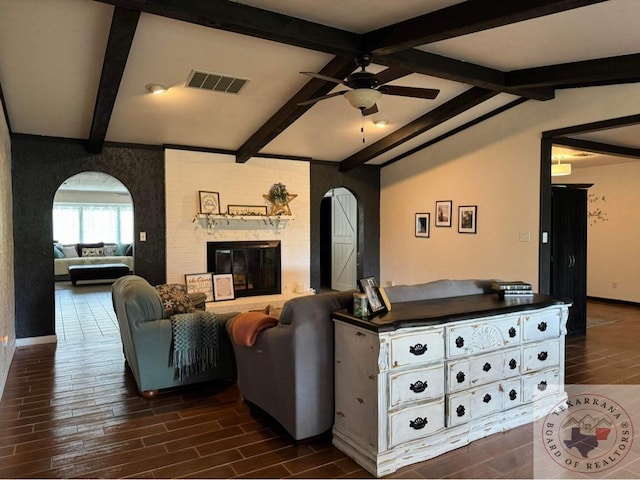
[456,405,466,417]
[409,417,428,430]
[456,371,465,383]
[508,327,516,338]
[509,358,517,369]
[537,381,548,391]
[409,381,427,393]
[483,362,492,372]
[538,321,547,332]
[455,336,465,348]
[483,394,492,403]
[538,351,548,361]
[409,343,428,356]
[509,389,517,401]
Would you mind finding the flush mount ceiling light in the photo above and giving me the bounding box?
[551,157,572,176]
[344,88,382,110]
[145,83,168,95]
[373,119,388,128]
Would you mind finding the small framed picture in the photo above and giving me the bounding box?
[227,205,268,216]
[199,191,220,215]
[415,213,430,238]
[435,200,452,227]
[184,273,214,302]
[212,273,235,301]
[458,205,477,234]
[358,276,386,315]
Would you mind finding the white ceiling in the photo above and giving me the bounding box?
[1,0,639,169]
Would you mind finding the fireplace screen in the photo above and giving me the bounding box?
[207,241,281,297]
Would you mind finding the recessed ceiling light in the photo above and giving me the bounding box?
[373,119,389,128]
[145,83,168,95]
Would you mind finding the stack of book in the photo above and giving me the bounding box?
[491,281,534,298]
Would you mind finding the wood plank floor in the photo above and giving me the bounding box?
[1,298,639,478]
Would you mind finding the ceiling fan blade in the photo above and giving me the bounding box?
[379,85,440,99]
[297,90,348,106]
[361,104,379,116]
[373,66,413,85]
[300,71,347,85]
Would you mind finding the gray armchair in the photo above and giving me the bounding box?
[228,290,355,440]
[111,275,237,398]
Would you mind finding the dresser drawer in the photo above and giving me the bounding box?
[389,365,445,408]
[522,339,560,372]
[389,399,445,448]
[390,329,445,368]
[447,382,503,427]
[447,316,521,358]
[522,368,561,402]
[522,310,560,341]
[447,347,521,393]
[501,378,522,409]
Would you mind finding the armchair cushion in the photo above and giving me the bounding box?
[227,311,279,347]
[155,283,195,318]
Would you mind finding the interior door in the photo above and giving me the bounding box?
[331,188,357,291]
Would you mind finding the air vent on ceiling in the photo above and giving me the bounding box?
[185,70,249,94]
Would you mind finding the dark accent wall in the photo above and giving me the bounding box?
[310,162,380,292]
[11,137,166,339]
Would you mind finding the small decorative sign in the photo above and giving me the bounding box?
[213,273,235,301]
[199,191,220,214]
[227,205,268,216]
[184,273,214,302]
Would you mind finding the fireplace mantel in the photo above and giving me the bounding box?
[193,213,293,234]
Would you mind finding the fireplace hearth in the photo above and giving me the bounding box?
[207,241,281,298]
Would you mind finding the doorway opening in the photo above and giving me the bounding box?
[320,187,358,292]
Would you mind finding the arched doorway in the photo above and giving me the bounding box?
[320,187,358,292]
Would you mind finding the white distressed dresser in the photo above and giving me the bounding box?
[332,294,569,476]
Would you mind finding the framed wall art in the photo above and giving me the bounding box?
[184,273,214,302]
[458,205,477,234]
[227,205,268,216]
[435,200,452,227]
[213,273,235,301]
[199,191,220,215]
[415,213,430,238]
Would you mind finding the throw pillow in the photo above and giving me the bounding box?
[155,284,195,318]
[81,247,104,257]
[53,245,65,259]
[60,245,78,258]
[115,243,130,256]
[103,244,117,256]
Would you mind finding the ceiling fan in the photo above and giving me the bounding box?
[298,54,440,116]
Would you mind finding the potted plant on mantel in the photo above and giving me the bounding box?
[264,183,297,216]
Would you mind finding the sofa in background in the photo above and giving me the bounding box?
[111,275,237,398]
[228,279,497,440]
[54,242,133,278]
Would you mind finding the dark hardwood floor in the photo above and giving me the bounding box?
[1,299,639,478]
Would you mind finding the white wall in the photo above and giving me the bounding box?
[0,97,16,398]
[557,162,640,302]
[165,149,310,293]
[381,83,640,292]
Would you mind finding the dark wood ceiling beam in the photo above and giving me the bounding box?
[365,0,607,56]
[95,0,361,57]
[339,87,498,172]
[378,49,555,101]
[552,137,640,159]
[543,113,640,138]
[86,7,140,154]
[507,53,640,88]
[235,56,355,163]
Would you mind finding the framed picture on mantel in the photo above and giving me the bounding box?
[199,191,220,215]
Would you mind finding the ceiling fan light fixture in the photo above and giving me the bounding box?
[145,83,168,95]
[373,119,388,128]
[551,158,572,176]
[344,88,381,110]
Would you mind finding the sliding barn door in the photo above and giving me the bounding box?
[331,188,357,291]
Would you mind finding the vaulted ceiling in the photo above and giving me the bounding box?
[1,0,640,172]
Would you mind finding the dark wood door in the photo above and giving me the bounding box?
[551,187,587,335]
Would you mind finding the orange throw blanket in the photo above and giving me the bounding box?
[228,311,279,347]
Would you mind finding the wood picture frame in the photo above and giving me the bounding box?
[199,191,220,214]
[435,200,452,227]
[212,273,235,301]
[227,205,268,216]
[184,273,214,302]
[458,205,477,234]
[415,213,430,238]
[358,276,386,315]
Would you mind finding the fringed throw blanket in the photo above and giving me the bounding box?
[169,311,219,381]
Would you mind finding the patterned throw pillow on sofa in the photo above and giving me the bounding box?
[103,244,117,256]
[155,284,196,318]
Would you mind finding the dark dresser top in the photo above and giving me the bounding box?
[333,293,568,332]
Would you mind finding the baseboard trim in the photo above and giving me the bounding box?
[16,335,58,347]
[588,296,640,307]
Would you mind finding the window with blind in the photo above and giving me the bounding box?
[53,203,133,245]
